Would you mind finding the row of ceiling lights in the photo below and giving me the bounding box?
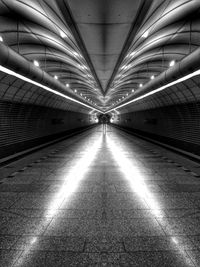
[33,59,99,106]
[121,58,176,73]
[1,27,177,110]
[59,30,97,87]
[49,30,99,106]
[112,59,176,107]
[0,34,99,107]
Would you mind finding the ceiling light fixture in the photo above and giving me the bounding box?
[169,60,175,67]
[33,60,39,67]
[60,30,66,38]
[0,36,3,42]
[142,30,149,38]
[151,75,155,80]
[73,52,79,57]
[139,83,143,87]
[130,51,136,57]
[66,83,69,87]
[54,75,58,80]
[132,89,135,92]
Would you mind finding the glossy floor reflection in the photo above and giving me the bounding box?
[1,125,200,266]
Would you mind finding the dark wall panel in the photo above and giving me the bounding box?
[115,101,200,155]
[0,100,92,159]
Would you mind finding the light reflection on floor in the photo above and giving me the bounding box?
[0,125,199,266]
[14,132,103,266]
[106,132,194,266]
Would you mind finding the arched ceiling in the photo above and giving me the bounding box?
[0,0,200,113]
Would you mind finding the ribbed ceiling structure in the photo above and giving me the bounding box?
[106,0,200,111]
[0,0,102,110]
[0,0,200,113]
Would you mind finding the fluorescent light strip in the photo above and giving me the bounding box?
[106,69,200,113]
[0,65,103,113]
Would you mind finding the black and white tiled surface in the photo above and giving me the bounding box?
[0,125,200,266]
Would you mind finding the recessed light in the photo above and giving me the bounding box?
[132,89,135,92]
[139,83,143,87]
[130,51,136,57]
[151,75,155,80]
[33,60,39,67]
[0,36,3,42]
[73,52,79,57]
[66,83,69,87]
[169,60,175,67]
[60,30,66,38]
[142,30,149,38]
[74,89,77,93]
[54,75,58,80]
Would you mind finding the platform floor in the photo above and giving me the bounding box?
[1,125,200,266]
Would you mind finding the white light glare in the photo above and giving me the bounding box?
[33,60,39,67]
[107,135,162,217]
[0,36,3,42]
[47,135,102,217]
[74,89,77,93]
[66,83,69,87]
[142,30,149,38]
[132,89,135,92]
[74,52,78,56]
[54,75,58,80]
[169,60,175,67]
[130,51,136,57]
[60,30,66,38]
[139,83,143,87]
[151,75,155,80]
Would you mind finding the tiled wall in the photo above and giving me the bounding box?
[115,101,200,155]
[0,100,92,159]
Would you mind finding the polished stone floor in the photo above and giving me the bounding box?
[1,125,200,266]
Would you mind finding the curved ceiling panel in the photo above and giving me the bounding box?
[105,0,200,111]
[0,0,200,114]
[0,0,103,109]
